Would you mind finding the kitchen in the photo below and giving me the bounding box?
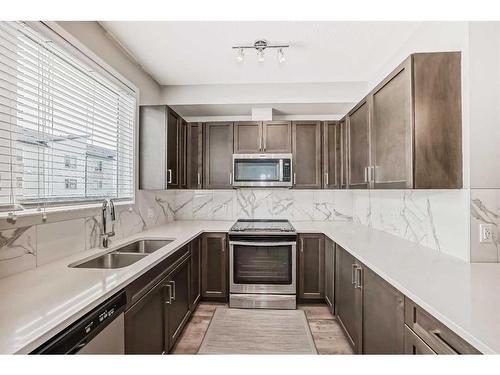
[1,1,500,373]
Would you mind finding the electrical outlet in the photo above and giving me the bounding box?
[480,223,493,243]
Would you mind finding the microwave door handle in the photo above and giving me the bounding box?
[229,241,297,247]
[279,159,283,181]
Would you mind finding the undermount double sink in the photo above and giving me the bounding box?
[70,239,174,269]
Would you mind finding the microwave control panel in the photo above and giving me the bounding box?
[282,159,291,182]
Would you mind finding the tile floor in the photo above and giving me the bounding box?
[171,302,354,355]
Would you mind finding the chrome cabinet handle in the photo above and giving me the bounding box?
[259,136,262,151]
[364,167,368,183]
[197,172,201,188]
[293,173,297,185]
[355,266,363,289]
[325,172,329,186]
[351,264,357,286]
[371,166,376,183]
[170,281,176,301]
[229,172,232,185]
[263,135,266,151]
[167,169,173,184]
[164,284,172,304]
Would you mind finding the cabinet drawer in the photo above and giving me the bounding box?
[404,297,480,354]
[404,325,435,354]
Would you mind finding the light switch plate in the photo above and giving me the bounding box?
[480,223,493,243]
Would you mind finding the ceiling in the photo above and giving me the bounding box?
[99,21,423,86]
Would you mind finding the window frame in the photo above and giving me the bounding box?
[0,21,139,219]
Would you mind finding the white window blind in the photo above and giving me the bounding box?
[0,21,136,214]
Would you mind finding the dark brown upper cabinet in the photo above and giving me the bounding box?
[339,117,349,189]
[262,121,292,153]
[204,122,234,189]
[292,121,322,189]
[234,121,291,154]
[298,233,325,301]
[233,121,262,153]
[186,122,203,189]
[166,107,182,189]
[347,98,370,189]
[347,52,462,189]
[322,121,341,189]
[201,233,228,300]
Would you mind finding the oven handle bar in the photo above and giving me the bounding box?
[229,241,297,247]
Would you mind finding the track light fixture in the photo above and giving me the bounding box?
[232,39,289,64]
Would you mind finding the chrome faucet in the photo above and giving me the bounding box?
[101,198,116,248]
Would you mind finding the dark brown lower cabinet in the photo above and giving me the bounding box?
[404,326,436,354]
[124,248,192,354]
[201,233,228,300]
[298,233,325,301]
[324,237,335,314]
[335,245,363,353]
[190,236,201,311]
[165,255,191,351]
[363,266,405,354]
[124,275,168,354]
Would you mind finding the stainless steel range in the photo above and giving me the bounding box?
[228,219,297,309]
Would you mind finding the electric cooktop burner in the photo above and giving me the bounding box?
[229,219,296,233]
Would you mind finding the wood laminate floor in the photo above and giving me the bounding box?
[172,302,354,355]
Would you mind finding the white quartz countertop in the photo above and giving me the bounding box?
[1,219,499,354]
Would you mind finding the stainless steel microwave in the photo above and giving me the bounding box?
[232,153,292,188]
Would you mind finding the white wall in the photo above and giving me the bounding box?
[56,21,162,105]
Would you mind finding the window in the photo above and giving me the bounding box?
[64,178,77,190]
[64,155,77,169]
[0,21,136,213]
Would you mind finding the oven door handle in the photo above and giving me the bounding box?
[229,241,297,247]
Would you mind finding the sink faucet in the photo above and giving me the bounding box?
[101,198,116,248]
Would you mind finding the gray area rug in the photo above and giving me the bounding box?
[198,308,318,354]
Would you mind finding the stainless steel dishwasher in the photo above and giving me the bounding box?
[32,291,126,354]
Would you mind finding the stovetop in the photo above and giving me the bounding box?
[229,219,296,234]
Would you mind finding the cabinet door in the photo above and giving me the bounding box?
[336,245,362,353]
[124,277,168,354]
[362,266,405,354]
[298,233,324,300]
[139,105,167,190]
[204,122,234,189]
[190,236,201,310]
[348,100,370,189]
[201,233,228,300]
[371,58,413,189]
[166,107,181,188]
[324,237,335,314]
[234,122,262,153]
[340,118,349,189]
[263,121,291,153]
[292,121,322,189]
[186,122,203,189]
[323,121,341,188]
[166,255,191,351]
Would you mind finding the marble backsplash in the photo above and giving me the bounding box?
[351,189,469,261]
[0,190,175,279]
[0,187,472,279]
[470,189,500,262]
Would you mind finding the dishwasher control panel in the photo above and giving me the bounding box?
[31,291,126,354]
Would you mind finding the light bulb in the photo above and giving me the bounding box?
[236,48,244,62]
[257,49,265,63]
[278,48,286,63]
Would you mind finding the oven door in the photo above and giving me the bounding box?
[229,240,296,294]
